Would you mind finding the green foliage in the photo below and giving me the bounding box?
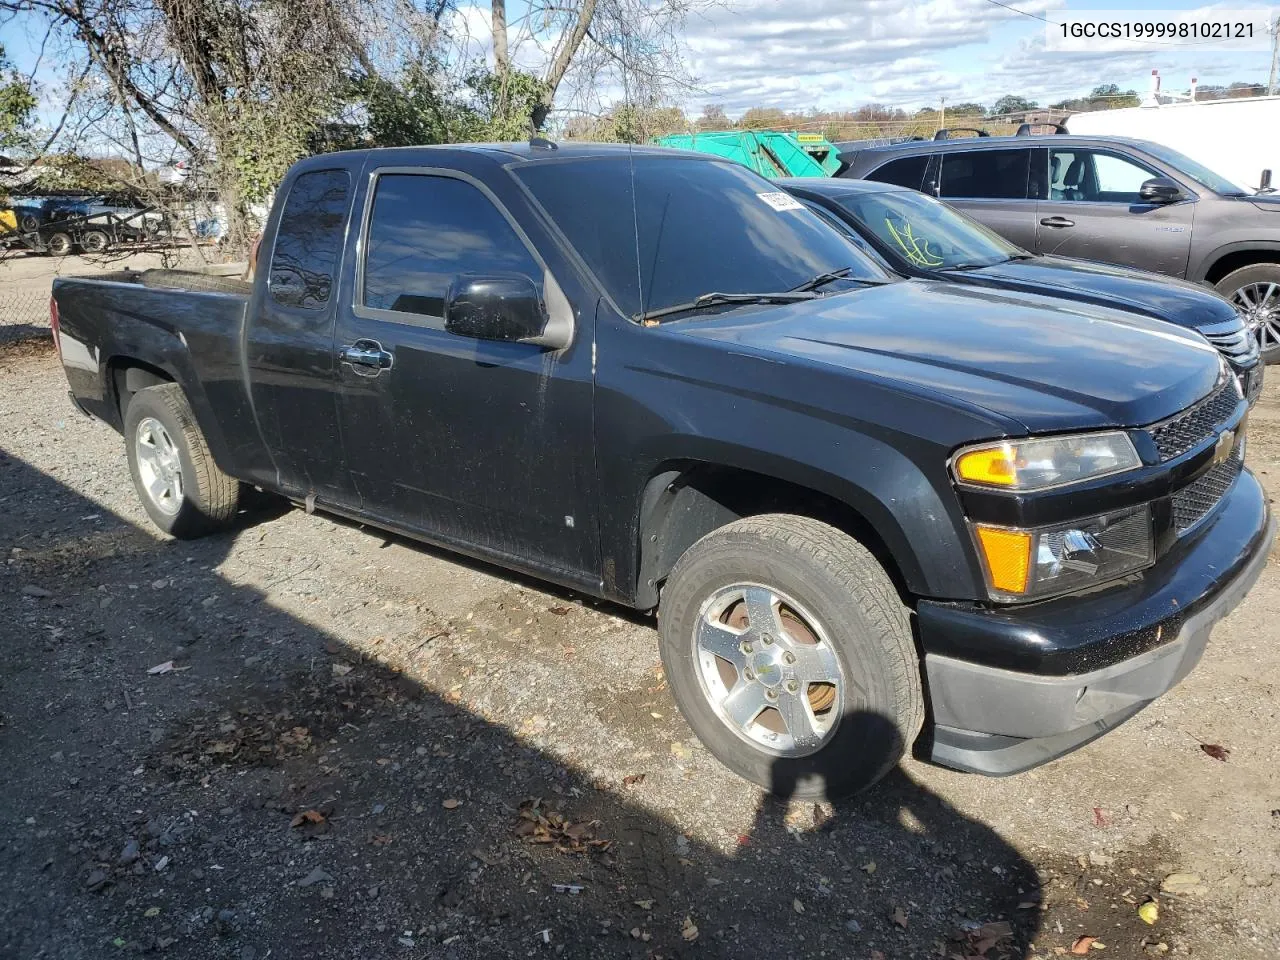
[212,93,330,204]
[0,44,36,150]
[990,94,1038,115]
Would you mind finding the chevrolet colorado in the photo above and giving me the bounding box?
[51,143,1274,799]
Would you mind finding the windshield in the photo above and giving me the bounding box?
[513,155,893,318]
[832,188,1023,270]
[1139,141,1247,196]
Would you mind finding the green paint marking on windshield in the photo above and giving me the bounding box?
[885,218,944,268]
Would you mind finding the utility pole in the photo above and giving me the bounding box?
[1269,15,1279,95]
[939,95,946,135]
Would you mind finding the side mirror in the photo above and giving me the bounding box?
[1138,177,1183,204]
[444,274,570,349]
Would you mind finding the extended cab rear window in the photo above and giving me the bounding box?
[513,155,889,318]
[269,169,352,309]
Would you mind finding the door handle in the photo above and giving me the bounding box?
[339,340,393,373]
[1039,216,1075,228]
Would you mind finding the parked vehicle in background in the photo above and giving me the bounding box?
[839,131,1280,361]
[656,131,828,177]
[1066,96,1280,195]
[784,177,1263,401]
[49,143,1273,798]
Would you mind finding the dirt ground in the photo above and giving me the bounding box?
[1,326,1278,960]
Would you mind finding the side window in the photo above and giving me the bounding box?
[939,149,1031,200]
[1049,149,1159,203]
[867,155,929,191]
[269,170,351,309]
[362,174,540,320]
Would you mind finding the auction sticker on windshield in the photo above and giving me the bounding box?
[758,192,805,212]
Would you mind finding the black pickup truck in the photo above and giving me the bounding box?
[51,143,1274,799]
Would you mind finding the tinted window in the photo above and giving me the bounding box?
[939,149,1030,199]
[866,155,929,190]
[1049,149,1162,203]
[363,174,540,319]
[269,170,351,309]
[515,156,891,317]
[833,189,1021,270]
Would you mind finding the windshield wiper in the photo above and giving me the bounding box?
[638,290,818,323]
[791,266,856,291]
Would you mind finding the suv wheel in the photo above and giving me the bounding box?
[1216,263,1280,363]
[658,514,923,800]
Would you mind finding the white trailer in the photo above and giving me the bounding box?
[1065,96,1280,193]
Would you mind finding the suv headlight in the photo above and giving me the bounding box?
[971,504,1154,601]
[952,431,1140,491]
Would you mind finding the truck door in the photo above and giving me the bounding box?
[246,167,356,504]
[1034,147,1195,275]
[331,167,598,580]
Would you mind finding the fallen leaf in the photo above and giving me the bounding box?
[793,898,805,914]
[649,712,664,719]
[442,798,460,810]
[548,606,570,616]
[331,662,353,677]
[862,860,877,874]
[735,834,750,847]
[1093,807,1110,828]
[812,803,832,831]
[622,773,646,786]
[143,906,160,918]
[633,899,654,910]
[890,905,908,929]
[681,916,699,942]
[1138,900,1159,925]
[1200,743,1230,761]
[147,661,175,675]
[291,809,326,828]
[1160,872,1204,895]
[1071,936,1097,955]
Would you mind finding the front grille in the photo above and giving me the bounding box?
[1204,327,1256,361]
[1148,377,1242,461]
[1170,447,1242,533]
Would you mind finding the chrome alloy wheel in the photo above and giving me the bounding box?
[1230,281,1280,354]
[135,417,184,515]
[691,583,844,757]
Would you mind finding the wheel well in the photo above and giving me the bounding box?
[635,463,908,610]
[1203,250,1280,286]
[109,358,174,421]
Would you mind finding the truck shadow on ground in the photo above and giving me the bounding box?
[0,448,1042,959]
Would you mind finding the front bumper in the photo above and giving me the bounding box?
[919,468,1274,776]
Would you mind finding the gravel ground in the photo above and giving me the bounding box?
[1,331,1278,960]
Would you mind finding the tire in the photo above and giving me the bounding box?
[124,384,241,538]
[18,213,39,233]
[658,514,923,801]
[45,232,72,257]
[80,230,109,254]
[1215,262,1280,363]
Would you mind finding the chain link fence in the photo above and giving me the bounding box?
[1,288,53,345]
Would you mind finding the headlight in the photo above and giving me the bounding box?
[971,504,1154,601]
[952,431,1141,491]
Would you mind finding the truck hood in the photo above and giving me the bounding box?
[963,255,1241,334]
[1245,193,1280,212]
[673,280,1223,435]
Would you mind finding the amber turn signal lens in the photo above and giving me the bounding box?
[954,445,1017,487]
[974,526,1031,594]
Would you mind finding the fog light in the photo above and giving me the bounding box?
[973,504,1154,601]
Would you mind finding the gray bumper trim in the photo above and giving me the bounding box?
[927,516,1275,776]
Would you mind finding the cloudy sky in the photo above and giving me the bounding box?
[675,0,1277,114]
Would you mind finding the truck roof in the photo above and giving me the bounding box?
[839,133,1165,163]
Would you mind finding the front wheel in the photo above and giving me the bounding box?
[1216,263,1280,363]
[80,230,109,254]
[45,232,72,257]
[658,515,923,800]
[124,384,241,538]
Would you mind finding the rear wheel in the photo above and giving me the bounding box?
[124,384,240,538]
[80,230,109,254]
[45,232,72,257]
[658,514,923,800]
[1216,263,1280,363]
[18,213,39,233]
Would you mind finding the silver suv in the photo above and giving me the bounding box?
[839,131,1280,362]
